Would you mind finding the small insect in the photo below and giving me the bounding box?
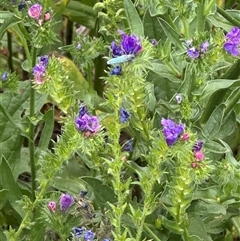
[107,54,135,65]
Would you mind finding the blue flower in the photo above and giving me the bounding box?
[18,0,26,11]
[224,42,239,56]
[151,39,158,46]
[78,104,88,118]
[73,227,84,238]
[120,107,130,123]
[187,47,200,59]
[161,118,184,146]
[39,55,49,67]
[84,230,95,241]
[110,66,122,75]
[1,72,8,82]
[80,190,88,197]
[122,139,133,152]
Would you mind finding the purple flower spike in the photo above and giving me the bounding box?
[120,107,130,123]
[75,114,100,133]
[60,193,74,211]
[187,47,200,59]
[110,66,122,75]
[28,4,42,19]
[84,230,95,241]
[121,33,142,55]
[161,118,185,146]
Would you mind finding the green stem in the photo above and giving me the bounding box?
[87,63,94,94]
[205,0,217,15]
[29,47,37,201]
[182,228,191,241]
[164,12,178,32]
[7,31,14,72]
[197,2,205,33]
[143,224,162,241]
[217,6,240,27]
[224,88,240,117]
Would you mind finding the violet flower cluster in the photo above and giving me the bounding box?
[47,193,74,213]
[75,105,100,136]
[28,4,51,25]
[186,41,209,59]
[32,55,49,84]
[161,118,185,146]
[224,27,240,56]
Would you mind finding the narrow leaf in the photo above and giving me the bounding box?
[124,0,144,36]
[0,14,22,40]
[1,157,24,218]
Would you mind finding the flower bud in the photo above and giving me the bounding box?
[44,12,51,21]
[47,201,56,212]
[28,4,42,20]
[194,151,204,161]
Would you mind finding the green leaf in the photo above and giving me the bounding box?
[149,0,167,16]
[0,227,7,241]
[35,108,54,158]
[188,200,226,215]
[81,177,117,210]
[143,10,165,40]
[0,157,24,219]
[188,215,213,241]
[203,104,224,140]
[161,217,184,234]
[124,0,144,36]
[0,81,31,179]
[0,14,21,40]
[158,18,185,53]
[62,1,97,29]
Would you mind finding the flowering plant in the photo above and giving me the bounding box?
[0,0,240,241]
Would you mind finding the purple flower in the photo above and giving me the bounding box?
[28,4,42,19]
[122,139,133,152]
[224,42,240,56]
[73,227,84,238]
[226,27,240,44]
[1,72,8,82]
[59,193,74,211]
[187,47,200,59]
[192,140,203,152]
[200,41,209,53]
[84,230,95,241]
[75,114,100,133]
[110,66,122,75]
[39,55,49,67]
[120,32,142,55]
[161,118,185,146]
[120,107,130,123]
[33,64,45,77]
[111,42,123,57]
